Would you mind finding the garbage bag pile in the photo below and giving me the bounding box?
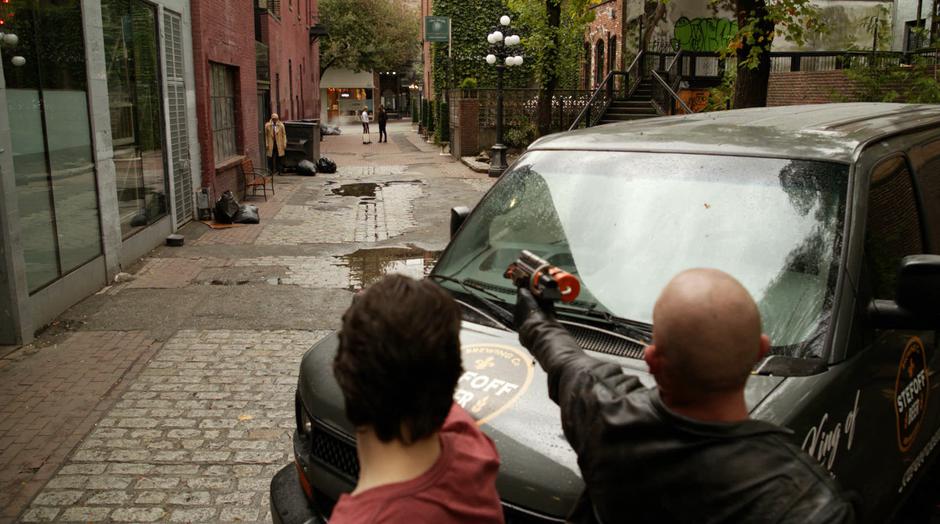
[213,190,260,224]
[317,157,337,174]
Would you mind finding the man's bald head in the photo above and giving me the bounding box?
[650,269,765,395]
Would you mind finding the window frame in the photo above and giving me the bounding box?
[861,152,927,302]
[210,63,239,166]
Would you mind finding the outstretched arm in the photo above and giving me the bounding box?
[516,289,644,453]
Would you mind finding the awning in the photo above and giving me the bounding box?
[321,69,374,89]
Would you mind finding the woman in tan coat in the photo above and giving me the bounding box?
[264,113,287,174]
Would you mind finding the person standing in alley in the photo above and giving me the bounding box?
[361,106,371,144]
[264,113,286,174]
[377,104,388,143]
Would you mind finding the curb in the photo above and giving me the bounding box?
[460,156,490,174]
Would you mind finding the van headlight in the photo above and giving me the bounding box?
[295,391,313,436]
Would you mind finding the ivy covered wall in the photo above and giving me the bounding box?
[431,0,532,97]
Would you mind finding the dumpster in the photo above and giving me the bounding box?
[281,119,320,172]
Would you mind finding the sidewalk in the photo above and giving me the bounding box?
[0,119,494,523]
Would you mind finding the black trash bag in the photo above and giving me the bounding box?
[214,190,239,224]
[233,204,260,224]
[297,159,316,176]
[317,157,337,174]
[130,210,148,227]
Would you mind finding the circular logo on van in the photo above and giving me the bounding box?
[895,337,930,452]
[454,344,535,426]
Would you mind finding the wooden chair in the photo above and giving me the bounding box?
[241,157,274,201]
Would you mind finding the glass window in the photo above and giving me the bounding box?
[433,151,849,358]
[864,156,924,300]
[102,0,169,238]
[211,63,238,164]
[3,0,102,292]
[909,138,940,252]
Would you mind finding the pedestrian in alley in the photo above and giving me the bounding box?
[377,104,388,143]
[360,106,371,144]
[330,274,505,523]
[264,113,286,174]
[514,268,856,524]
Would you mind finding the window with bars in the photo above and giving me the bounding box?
[210,63,238,164]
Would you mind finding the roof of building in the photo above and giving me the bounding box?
[528,103,940,163]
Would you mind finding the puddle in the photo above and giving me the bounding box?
[331,183,378,197]
[333,247,441,291]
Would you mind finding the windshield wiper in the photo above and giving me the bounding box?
[555,304,653,344]
[427,274,514,329]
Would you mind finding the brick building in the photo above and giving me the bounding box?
[584,0,624,89]
[190,0,320,199]
[257,0,321,123]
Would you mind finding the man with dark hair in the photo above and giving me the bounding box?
[330,274,505,524]
[515,268,856,523]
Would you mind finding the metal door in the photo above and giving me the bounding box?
[163,10,194,227]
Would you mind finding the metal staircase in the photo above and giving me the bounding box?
[597,79,658,124]
[569,51,692,131]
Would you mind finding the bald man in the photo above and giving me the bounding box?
[515,268,855,524]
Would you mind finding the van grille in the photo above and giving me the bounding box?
[310,426,359,481]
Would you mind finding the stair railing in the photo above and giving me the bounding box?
[569,51,644,131]
[650,70,692,115]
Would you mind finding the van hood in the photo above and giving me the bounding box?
[298,320,785,519]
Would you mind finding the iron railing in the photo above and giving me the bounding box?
[569,51,645,131]
[650,70,692,115]
[448,88,595,135]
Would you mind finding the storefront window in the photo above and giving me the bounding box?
[326,87,372,121]
[3,0,101,292]
[102,0,169,238]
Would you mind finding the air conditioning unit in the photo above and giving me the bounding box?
[257,0,268,9]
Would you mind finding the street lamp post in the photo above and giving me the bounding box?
[485,16,523,178]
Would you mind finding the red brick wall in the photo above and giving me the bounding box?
[584,0,622,89]
[422,0,434,100]
[261,0,320,121]
[767,70,861,107]
[191,0,259,197]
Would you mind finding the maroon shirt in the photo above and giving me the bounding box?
[329,404,505,524]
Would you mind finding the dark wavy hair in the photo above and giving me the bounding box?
[333,274,463,443]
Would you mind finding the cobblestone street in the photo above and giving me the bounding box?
[0,121,494,523]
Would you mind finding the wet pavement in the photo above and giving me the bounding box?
[1,119,494,523]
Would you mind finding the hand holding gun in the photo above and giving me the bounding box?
[505,250,580,330]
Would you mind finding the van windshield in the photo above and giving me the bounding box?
[433,151,848,358]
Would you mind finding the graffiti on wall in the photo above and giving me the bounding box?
[671,17,738,52]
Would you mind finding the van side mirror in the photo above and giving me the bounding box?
[450,206,470,238]
[869,255,940,329]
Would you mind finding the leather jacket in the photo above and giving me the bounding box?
[518,311,857,524]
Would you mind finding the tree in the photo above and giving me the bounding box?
[507,0,595,135]
[319,0,419,77]
[709,0,820,108]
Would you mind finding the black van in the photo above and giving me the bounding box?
[272,103,940,523]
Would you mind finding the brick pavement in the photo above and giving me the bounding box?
[17,330,325,523]
[0,332,159,523]
[193,181,299,247]
[1,121,490,523]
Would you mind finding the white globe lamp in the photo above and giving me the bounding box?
[11,56,25,67]
[493,31,503,42]
[500,15,511,26]
[486,54,496,65]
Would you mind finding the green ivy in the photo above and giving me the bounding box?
[430,0,532,96]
